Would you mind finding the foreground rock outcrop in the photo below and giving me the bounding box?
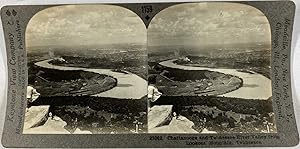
[23,106,50,130]
[149,116,198,133]
[148,105,173,130]
[148,105,201,133]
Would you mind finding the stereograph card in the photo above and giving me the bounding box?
[0,1,299,148]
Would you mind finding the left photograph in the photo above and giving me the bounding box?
[24,5,148,134]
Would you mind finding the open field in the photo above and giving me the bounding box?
[155,68,242,96]
[33,68,116,97]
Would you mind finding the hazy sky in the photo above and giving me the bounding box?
[26,3,271,49]
[148,3,271,48]
[26,5,146,47]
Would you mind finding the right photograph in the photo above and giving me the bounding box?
[147,2,275,133]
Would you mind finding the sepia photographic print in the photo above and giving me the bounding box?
[1,1,298,148]
[24,5,148,134]
[147,2,275,134]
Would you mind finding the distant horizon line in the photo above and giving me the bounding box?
[27,42,270,48]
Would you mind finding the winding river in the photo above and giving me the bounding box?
[35,59,147,99]
[159,59,272,100]
[35,59,271,100]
